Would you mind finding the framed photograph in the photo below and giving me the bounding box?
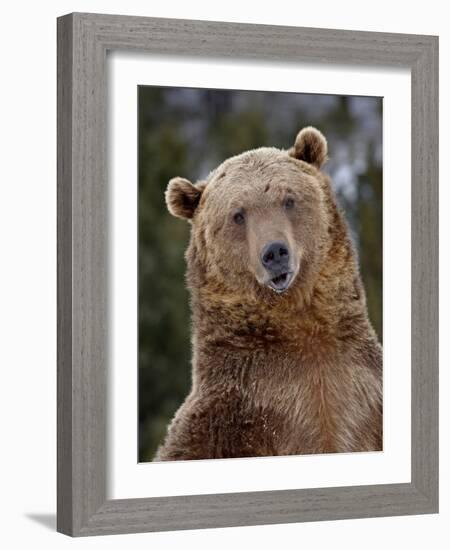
[57,13,438,536]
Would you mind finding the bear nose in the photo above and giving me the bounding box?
[261,241,290,271]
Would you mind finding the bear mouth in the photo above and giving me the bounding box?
[267,271,293,293]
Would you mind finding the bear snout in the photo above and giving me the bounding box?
[261,241,290,273]
[260,241,294,293]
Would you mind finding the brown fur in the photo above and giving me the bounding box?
[155,127,382,461]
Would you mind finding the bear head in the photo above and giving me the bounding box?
[165,127,337,306]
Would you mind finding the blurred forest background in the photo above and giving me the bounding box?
[138,86,382,462]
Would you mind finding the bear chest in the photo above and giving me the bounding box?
[233,353,370,455]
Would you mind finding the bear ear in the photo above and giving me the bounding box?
[289,126,328,169]
[165,177,205,220]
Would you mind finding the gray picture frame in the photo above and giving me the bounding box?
[57,12,439,537]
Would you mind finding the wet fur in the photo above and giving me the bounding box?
[155,129,382,460]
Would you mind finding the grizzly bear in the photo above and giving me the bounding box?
[155,127,382,460]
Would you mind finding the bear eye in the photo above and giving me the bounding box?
[233,210,245,225]
[283,197,295,210]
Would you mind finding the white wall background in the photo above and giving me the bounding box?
[0,1,446,548]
